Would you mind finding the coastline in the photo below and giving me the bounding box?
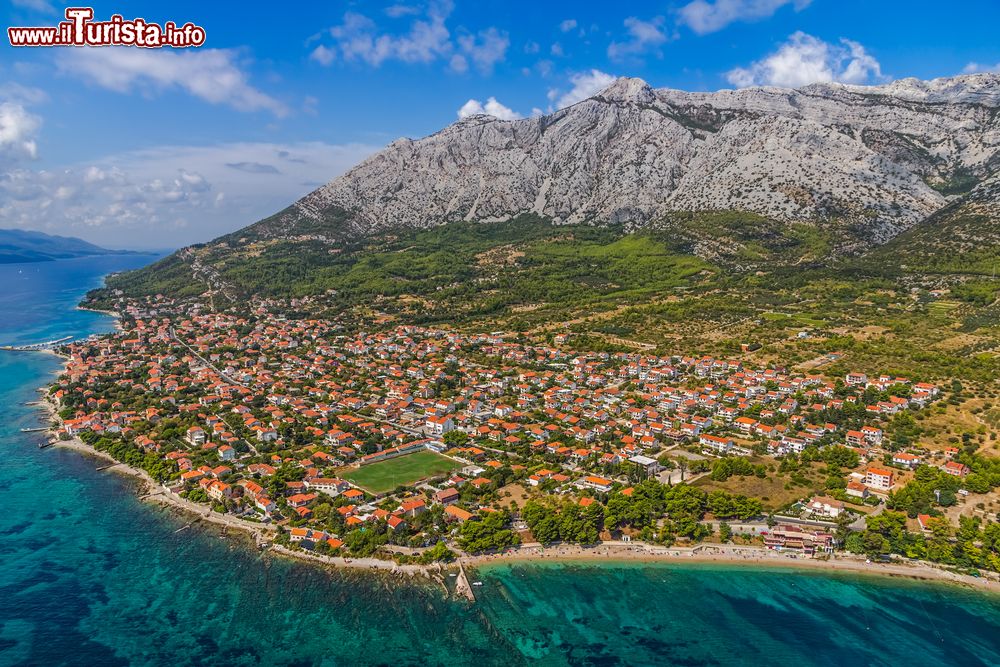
[76,305,122,319]
[463,542,1000,594]
[76,305,123,332]
[36,395,1000,596]
[31,309,1000,598]
[43,401,274,543]
[38,398,446,578]
[38,412,1000,597]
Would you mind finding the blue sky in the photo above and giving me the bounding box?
[1,0,999,248]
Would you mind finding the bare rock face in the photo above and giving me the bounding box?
[248,74,1000,247]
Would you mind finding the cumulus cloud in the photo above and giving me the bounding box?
[309,45,336,66]
[322,2,452,67]
[311,3,509,75]
[548,69,617,110]
[457,97,522,120]
[559,19,578,32]
[384,4,420,18]
[726,32,883,88]
[0,102,41,160]
[607,17,669,61]
[455,27,510,74]
[0,142,378,248]
[57,48,288,117]
[677,0,811,35]
[963,62,1000,73]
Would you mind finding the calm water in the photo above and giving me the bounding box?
[2,256,1000,666]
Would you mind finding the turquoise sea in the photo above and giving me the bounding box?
[2,256,1000,666]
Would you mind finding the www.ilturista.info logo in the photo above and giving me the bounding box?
[8,7,206,48]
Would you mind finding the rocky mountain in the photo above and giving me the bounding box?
[105,74,1000,307]
[235,74,1000,251]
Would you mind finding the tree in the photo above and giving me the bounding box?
[719,522,732,543]
[820,446,859,469]
[443,430,469,448]
[344,524,388,557]
[459,510,518,553]
[861,511,909,556]
[420,541,455,563]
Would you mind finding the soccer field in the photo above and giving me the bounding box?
[343,450,461,494]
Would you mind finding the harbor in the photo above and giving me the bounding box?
[0,336,73,352]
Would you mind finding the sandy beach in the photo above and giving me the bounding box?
[77,305,122,319]
[462,541,1000,594]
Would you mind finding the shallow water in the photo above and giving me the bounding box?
[1,256,999,666]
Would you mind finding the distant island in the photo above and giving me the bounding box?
[0,228,142,264]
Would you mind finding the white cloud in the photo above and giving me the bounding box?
[309,45,336,66]
[548,69,617,109]
[384,4,420,18]
[963,62,1000,74]
[455,27,509,74]
[11,0,56,13]
[677,0,811,35]
[449,54,469,73]
[559,19,578,32]
[838,39,883,84]
[57,48,288,117]
[327,3,452,67]
[0,142,379,248]
[726,32,883,88]
[313,1,508,75]
[607,17,669,61]
[457,97,522,120]
[0,102,41,160]
[0,83,48,105]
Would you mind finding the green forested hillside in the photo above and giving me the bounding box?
[95,215,715,323]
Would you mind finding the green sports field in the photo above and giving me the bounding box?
[342,450,461,494]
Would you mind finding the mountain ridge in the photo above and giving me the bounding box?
[240,73,998,251]
[103,73,1000,306]
[0,228,124,264]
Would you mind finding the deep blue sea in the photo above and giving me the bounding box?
[2,255,1000,666]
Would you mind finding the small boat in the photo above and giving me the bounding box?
[472,581,483,587]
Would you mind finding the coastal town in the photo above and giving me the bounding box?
[40,290,1000,584]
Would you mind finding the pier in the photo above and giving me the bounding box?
[0,336,73,352]
[454,563,477,602]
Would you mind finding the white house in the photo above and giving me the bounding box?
[426,414,455,435]
[806,496,844,518]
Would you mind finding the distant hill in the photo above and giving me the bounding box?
[862,172,1000,276]
[0,228,123,263]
